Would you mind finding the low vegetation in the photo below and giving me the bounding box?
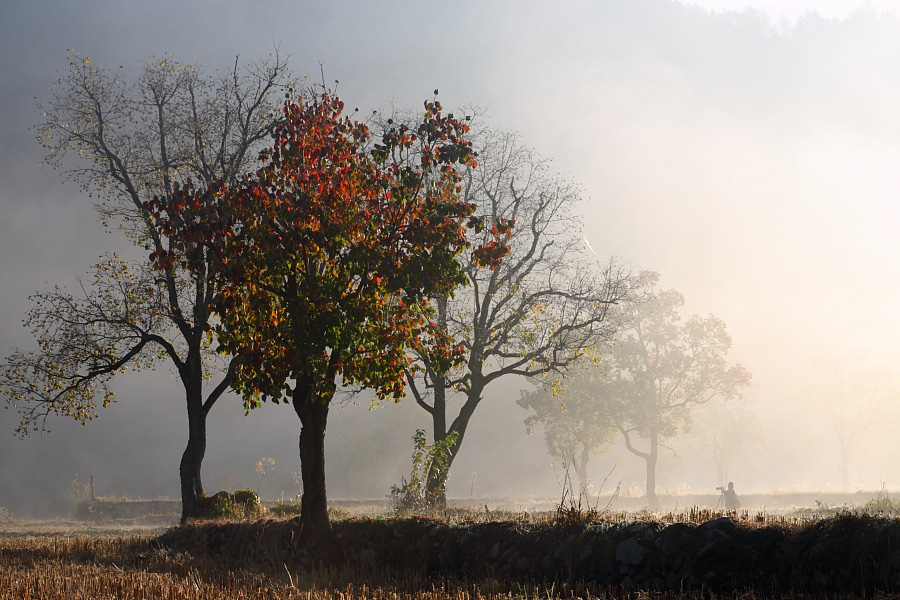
[4,498,900,599]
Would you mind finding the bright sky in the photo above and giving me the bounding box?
[689,0,900,21]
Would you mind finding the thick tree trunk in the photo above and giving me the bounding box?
[646,429,660,511]
[425,462,449,509]
[424,374,449,509]
[179,398,206,523]
[425,384,482,507]
[179,364,207,523]
[424,444,456,509]
[293,384,341,563]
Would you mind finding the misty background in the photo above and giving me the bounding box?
[3,0,900,516]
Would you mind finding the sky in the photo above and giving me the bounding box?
[3,0,900,516]
[691,0,899,19]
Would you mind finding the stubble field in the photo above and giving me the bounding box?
[3,496,900,600]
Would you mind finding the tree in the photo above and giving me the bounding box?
[405,128,628,506]
[1,50,297,522]
[152,92,490,552]
[687,396,764,487]
[550,272,751,510]
[518,363,617,493]
[806,354,899,489]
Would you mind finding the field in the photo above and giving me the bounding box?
[3,496,900,600]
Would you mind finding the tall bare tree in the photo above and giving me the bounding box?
[406,128,628,506]
[687,396,764,487]
[1,50,297,521]
[807,354,899,489]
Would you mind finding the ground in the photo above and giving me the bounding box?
[3,496,900,599]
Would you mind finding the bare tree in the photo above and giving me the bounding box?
[406,128,628,506]
[2,50,297,521]
[688,396,764,487]
[807,354,899,489]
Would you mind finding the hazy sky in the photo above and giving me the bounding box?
[3,0,900,515]
[691,0,899,19]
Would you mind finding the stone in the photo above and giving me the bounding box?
[616,539,649,566]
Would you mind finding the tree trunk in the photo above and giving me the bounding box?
[293,383,341,563]
[576,445,590,495]
[425,385,482,508]
[424,371,448,509]
[713,438,726,488]
[424,437,453,509]
[179,400,206,523]
[179,363,207,523]
[646,428,660,511]
[840,453,850,490]
[423,299,451,509]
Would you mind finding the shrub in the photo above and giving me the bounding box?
[862,491,900,516]
[204,492,238,519]
[270,495,302,518]
[68,474,91,506]
[233,489,266,518]
[390,429,458,515]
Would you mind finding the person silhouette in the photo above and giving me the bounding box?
[722,481,740,511]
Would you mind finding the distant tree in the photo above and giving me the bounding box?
[518,362,618,493]
[807,354,899,489]
[152,93,491,552]
[528,272,751,510]
[688,396,764,488]
[0,50,297,522]
[405,129,628,507]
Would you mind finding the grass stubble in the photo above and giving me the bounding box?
[2,504,897,600]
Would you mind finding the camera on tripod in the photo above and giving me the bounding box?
[716,486,725,492]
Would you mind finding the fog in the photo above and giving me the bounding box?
[3,0,900,517]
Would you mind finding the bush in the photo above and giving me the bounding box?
[233,489,266,518]
[270,495,302,517]
[862,492,900,516]
[198,490,265,520]
[389,429,458,515]
[204,492,237,519]
[68,474,91,506]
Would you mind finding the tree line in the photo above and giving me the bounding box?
[1,51,753,554]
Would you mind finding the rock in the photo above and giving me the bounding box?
[665,572,683,590]
[697,528,732,558]
[579,544,593,560]
[625,521,663,540]
[616,539,649,566]
[698,516,736,531]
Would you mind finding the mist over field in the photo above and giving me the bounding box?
[3,0,900,517]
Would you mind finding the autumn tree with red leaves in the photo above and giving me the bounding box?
[151,92,494,551]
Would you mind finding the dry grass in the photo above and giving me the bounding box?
[0,532,641,600]
[0,530,876,600]
[0,531,807,600]
[2,505,894,600]
[0,518,172,540]
[389,504,831,531]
